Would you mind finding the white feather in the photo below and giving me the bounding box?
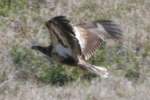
[96,23,106,32]
[96,23,106,40]
[73,26,86,50]
[55,44,72,58]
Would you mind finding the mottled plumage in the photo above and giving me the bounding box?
[32,16,123,77]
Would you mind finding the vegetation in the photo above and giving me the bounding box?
[0,0,150,100]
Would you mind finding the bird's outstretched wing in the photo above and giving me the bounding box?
[45,16,82,58]
[74,26,104,60]
[74,20,122,60]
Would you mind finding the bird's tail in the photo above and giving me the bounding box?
[78,61,109,78]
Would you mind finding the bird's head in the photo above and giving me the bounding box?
[31,45,53,57]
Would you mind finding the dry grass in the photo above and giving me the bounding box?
[0,0,150,100]
[1,77,150,100]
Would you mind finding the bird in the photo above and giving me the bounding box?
[31,16,123,78]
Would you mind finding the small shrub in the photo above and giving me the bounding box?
[11,45,49,79]
[125,69,140,81]
[38,65,74,86]
[10,45,95,85]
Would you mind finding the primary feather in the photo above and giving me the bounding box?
[74,20,122,60]
[32,16,123,77]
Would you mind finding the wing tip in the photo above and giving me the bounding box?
[95,20,123,39]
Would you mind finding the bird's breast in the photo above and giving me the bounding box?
[51,44,76,64]
[54,44,72,57]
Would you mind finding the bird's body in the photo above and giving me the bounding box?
[52,44,78,65]
[32,16,123,78]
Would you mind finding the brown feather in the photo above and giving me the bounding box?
[46,16,82,59]
[74,26,104,60]
[75,20,122,60]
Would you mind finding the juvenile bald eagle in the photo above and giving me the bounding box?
[32,16,123,78]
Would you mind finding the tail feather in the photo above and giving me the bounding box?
[88,65,109,78]
[78,61,109,78]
